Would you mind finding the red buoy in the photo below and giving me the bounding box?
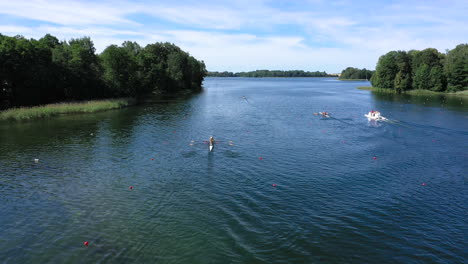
[373,156,377,160]
[259,157,263,160]
[422,183,426,186]
[151,158,154,160]
[129,186,133,190]
[84,241,89,246]
[272,184,277,187]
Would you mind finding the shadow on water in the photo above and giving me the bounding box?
[0,93,188,140]
[207,150,215,173]
[0,111,105,149]
[222,149,241,158]
[141,89,203,104]
[181,150,198,158]
[137,91,204,125]
[0,91,203,153]
[370,91,467,111]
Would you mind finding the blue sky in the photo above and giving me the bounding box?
[0,0,467,73]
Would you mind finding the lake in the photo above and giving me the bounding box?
[0,78,466,263]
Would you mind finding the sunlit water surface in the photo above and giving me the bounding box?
[1,78,466,263]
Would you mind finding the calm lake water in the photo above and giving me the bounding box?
[0,78,467,263]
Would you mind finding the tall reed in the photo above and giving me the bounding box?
[0,98,135,122]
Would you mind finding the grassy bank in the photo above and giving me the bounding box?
[357,86,396,94]
[357,86,373,91]
[446,90,468,97]
[357,86,468,97]
[0,98,136,122]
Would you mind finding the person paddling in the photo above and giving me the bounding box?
[209,136,215,151]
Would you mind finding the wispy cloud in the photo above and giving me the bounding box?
[139,5,244,30]
[0,0,466,72]
[0,0,136,26]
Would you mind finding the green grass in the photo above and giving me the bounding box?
[357,86,373,91]
[447,90,468,97]
[357,86,468,97]
[405,90,444,96]
[357,86,396,94]
[0,98,136,122]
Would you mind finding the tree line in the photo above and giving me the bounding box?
[0,34,206,109]
[207,70,337,78]
[339,67,374,80]
[370,44,467,93]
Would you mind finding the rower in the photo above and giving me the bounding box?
[209,136,215,152]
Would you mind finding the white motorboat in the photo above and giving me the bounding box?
[365,111,386,120]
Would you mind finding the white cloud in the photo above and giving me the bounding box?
[156,30,377,72]
[0,0,136,26]
[139,5,243,30]
[0,0,466,72]
[0,25,35,34]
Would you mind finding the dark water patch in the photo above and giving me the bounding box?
[222,150,242,158]
[180,150,198,158]
[370,91,467,110]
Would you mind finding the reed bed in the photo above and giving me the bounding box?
[357,87,468,97]
[0,98,135,121]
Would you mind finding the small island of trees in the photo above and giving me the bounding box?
[0,34,207,110]
[339,67,374,80]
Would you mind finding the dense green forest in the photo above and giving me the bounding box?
[207,70,337,77]
[0,34,206,109]
[339,67,374,80]
[370,44,467,93]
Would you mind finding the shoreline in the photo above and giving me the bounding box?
[357,86,468,98]
[205,76,339,78]
[0,98,137,122]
